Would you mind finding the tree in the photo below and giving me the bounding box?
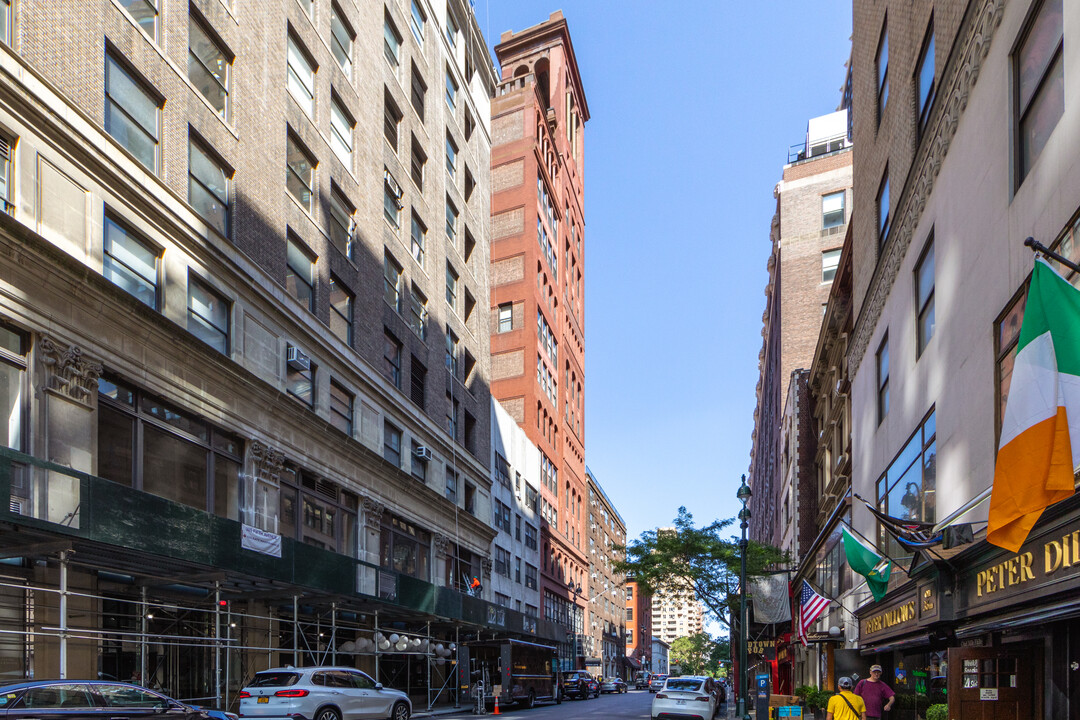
[614,507,787,631]
[669,633,716,676]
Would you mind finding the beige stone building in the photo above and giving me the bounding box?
[651,577,704,646]
[584,468,626,679]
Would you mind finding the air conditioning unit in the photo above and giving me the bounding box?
[286,346,310,371]
[414,445,433,461]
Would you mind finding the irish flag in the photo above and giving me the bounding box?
[989,258,1080,552]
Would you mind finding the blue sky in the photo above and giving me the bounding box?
[478,1,854,542]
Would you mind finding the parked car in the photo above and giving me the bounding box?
[238,667,411,720]
[634,671,651,689]
[652,676,718,720]
[561,671,597,700]
[0,680,218,720]
[648,674,668,692]
[600,677,628,694]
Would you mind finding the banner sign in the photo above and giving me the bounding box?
[241,524,282,557]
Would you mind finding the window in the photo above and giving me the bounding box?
[383,253,402,311]
[105,52,160,172]
[408,284,427,339]
[446,393,458,437]
[330,97,354,166]
[297,0,313,17]
[409,0,425,45]
[495,453,510,487]
[188,137,230,237]
[279,467,359,556]
[0,324,27,451]
[384,91,402,150]
[464,167,475,202]
[445,133,458,178]
[104,213,159,309]
[822,190,845,229]
[515,556,522,583]
[515,513,522,539]
[328,188,354,258]
[445,263,458,311]
[410,66,426,120]
[329,380,353,435]
[915,237,935,356]
[118,0,157,41]
[916,21,935,130]
[876,22,888,124]
[286,344,315,407]
[1016,0,1064,184]
[411,441,428,480]
[876,410,936,559]
[188,275,229,353]
[384,171,403,229]
[445,69,458,110]
[330,4,354,78]
[410,355,426,408]
[498,303,513,332]
[822,248,841,284]
[493,500,511,532]
[995,286,1027,439]
[287,34,315,117]
[380,513,431,580]
[383,421,402,466]
[286,133,316,211]
[525,563,537,590]
[286,236,315,312]
[329,275,353,345]
[877,334,889,423]
[446,7,458,47]
[410,213,427,267]
[445,196,458,245]
[445,326,459,376]
[877,170,890,246]
[384,330,402,388]
[524,523,537,549]
[410,136,426,189]
[384,16,402,68]
[188,16,230,119]
[494,546,510,577]
[0,134,11,214]
[445,466,458,503]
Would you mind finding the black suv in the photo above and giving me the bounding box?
[562,671,598,700]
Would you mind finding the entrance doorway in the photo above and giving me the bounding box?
[947,645,1037,720]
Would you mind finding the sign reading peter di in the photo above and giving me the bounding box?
[860,590,918,644]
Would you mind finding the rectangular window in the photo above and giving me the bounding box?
[188,137,230,237]
[514,556,522,583]
[408,284,427,339]
[188,15,230,119]
[445,196,458,245]
[105,52,160,172]
[915,236,935,356]
[328,188,354,259]
[0,134,11,214]
[410,355,426,407]
[410,66,426,121]
[822,248,841,283]
[445,263,458,311]
[384,421,402,466]
[446,393,458,437]
[188,275,229,353]
[410,136,426,189]
[877,334,889,423]
[383,253,402,311]
[409,0,425,45]
[445,69,458,110]
[445,133,458,178]
[286,345,315,407]
[286,236,315,311]
[446,7,458,47]
[876,410,936,559]
[329,380,353,436]
[384,16,402,67]
[410,213,427,268]
[104,213,159,309]
[525,564,537,590]
[0,324,27,451]
[384,171,403,229]
[494,546,510,577]
[330,97,354,166]
[384,91,402,151]
[498,303,513,332]
[916,22,935,130]
[822,190,845,229]
[877,170,890,246]
[286,133,316,211]
[330,4,354,78]
[996,287,1027,439]
[446,326,459,376]
[411,441,428,480]
[287,34,315,117]
[1016,0,1064,184]
[876,22,888,124]
[329,275,354,345]
[118,0,158,41]
[384,330,402,388]
[445,466,458,504]
[524,523,537,549]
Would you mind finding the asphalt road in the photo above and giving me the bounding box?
[435,689,735,719]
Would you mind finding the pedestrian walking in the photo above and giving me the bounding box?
[854,664,895,719]
[826,677,866,720]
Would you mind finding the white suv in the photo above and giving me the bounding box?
[239,668,410,720]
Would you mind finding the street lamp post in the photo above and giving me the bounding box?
[736,475,752,720]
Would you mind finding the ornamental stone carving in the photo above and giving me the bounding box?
[434,533,451,558]
[249,441,285,485]
[849,0,1006,375]
[481,556,492,580]
[362,496,386,531]
[39,337,102,404]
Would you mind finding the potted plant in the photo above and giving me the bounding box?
[926,703,948,720]
[807,687,832,720]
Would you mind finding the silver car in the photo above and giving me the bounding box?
[238,667,411,720]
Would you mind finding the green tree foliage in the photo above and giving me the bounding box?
[669,632,722,676]
[614,507,787,630]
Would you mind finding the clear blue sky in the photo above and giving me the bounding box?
[479,1,853,543]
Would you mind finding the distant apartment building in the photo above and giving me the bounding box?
[651,582,705,645]
[585,468,626,679]
[624,579,653,674]
[489,10,589,670]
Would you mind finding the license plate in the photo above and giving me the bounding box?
[676,699,686,705]
[257,697,269,704]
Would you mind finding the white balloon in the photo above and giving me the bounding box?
[396,641,408,652]
[340,641,356,653]
[410,638,421,648]
[357,638,370,651]
[435,643,445,653]
[375,632,385,641]
[389,633,400,644]
[436,657,446,666]
[379,639,390,650]
[450,643,456,651]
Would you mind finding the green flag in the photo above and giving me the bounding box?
[842,527,892,602]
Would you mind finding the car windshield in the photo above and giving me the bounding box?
[248,673,300,688]
[666,679,704,692]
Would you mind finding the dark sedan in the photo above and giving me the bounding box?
[0,680,220,720]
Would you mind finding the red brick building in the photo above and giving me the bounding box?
[489,12,589,669]
[624,580,653,676]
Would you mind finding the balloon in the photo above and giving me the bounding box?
[375,632,385,641]
[435,643,445,654]
[389,633,400,644]
[340,641,356,653]
[379,639,390,650]
[357,638,370,651]
[436,657,446,666]
[396,641,408,652]
[450,643,456,651]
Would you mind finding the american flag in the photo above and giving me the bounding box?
[797,580,830,647]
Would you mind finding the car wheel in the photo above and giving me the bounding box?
[390,701,409,720]
[525,690,535,709]
[316,707,341,720]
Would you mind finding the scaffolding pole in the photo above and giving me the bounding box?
[58,551,68,679]
[214,583,222,708]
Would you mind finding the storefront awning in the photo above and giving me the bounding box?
[957,597,1080,638]
[624,656,642,669]
[860,634,931,655]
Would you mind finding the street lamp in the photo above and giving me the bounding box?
[736,475,752,720]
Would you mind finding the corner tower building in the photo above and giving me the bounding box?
[489,11,589,670]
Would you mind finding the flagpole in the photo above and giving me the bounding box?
[802,579,860,624]
[851,492,953,569]
[1026,237,1080,274]
[841,520,903,569]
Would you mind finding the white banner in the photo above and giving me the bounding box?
[242,524,282,558]
[751,574,791,623]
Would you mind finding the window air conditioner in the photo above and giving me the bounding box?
[414,445,433,461]
[286,346,311,371]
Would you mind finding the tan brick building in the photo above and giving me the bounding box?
[584,468,626,679]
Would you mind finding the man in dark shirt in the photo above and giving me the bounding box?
[854,665,895,720]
